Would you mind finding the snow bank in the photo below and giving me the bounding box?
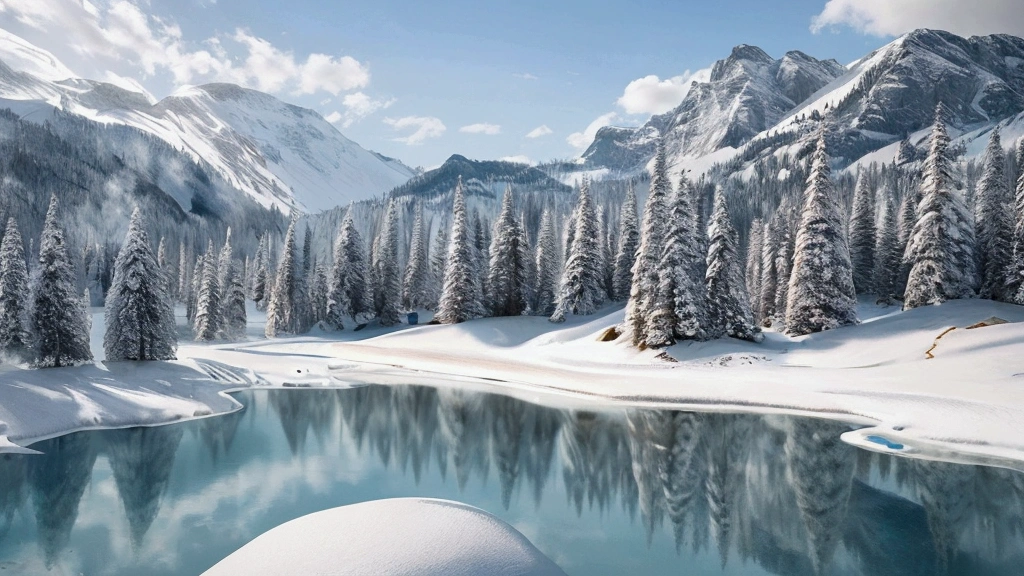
[329,300,1024,471]
[202,498,566,576]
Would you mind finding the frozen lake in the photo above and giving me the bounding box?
[0,385,1021,575]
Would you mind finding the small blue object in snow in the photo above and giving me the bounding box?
[866,435,904,450]
[407,312,419,325]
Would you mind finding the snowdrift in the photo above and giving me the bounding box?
[202,498,566,576]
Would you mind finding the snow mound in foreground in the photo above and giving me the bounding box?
[202,498,566,576]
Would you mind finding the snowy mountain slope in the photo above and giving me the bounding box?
[581,29,1024,183]
[0,29,415,213]
[580,45,845,174]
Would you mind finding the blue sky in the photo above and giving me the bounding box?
[0,0,1021,168]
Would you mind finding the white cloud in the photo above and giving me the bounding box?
[513,72,538,80]
[616,68,711,116]
[499,155,534,165]
[0,0,370,96]
[383,115,446,145]
[459,122,501,135]
[325,92,395,128]
[566,112,619,150]
[810,0,1024,37]
[525,125,553,139]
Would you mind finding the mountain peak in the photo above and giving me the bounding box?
[729,44,773,64]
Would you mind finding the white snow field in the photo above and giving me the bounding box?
[202,498,566,576]
[329,299,1024,471]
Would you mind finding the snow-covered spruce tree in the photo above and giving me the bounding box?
[757,221,778,326]
[374,200,402,326]
[32,195,93,367]
[252,234,270,310]
[612,184,640,301]
[104,208,177,361]
[873,192,901,305]
[156,237,169,292]
[649,176,708,342]
[533,208,560,317]
[772,228,792,327]
[551,180,606,322]
[429,219,449,309]
[785,132,858,336]
[186,256,202,324]
[705,189,759,341]
[896,192,917,294]
[472,209,491,303]
[975,128,1013,301]
[193,242,222,342]
[745,219,765,319]
[266,218,301,338]
[848,172,876,294]
[217,227,233,301]
[402,202,431,310]
[308,262,328,326]
[0,218,31,360]
[625,140,671,347]
[436,176,485,323]
[487,186,531,317]
[1013,140,1024,302]
[325,209,371,330]
[221,258,247,340]
[904,106,977,309]
[176,241,189,303]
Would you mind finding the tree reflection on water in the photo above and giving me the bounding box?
[0,385,1021,575]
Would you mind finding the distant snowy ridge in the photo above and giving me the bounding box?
[578,29,1024,181]
[0,29,415,213]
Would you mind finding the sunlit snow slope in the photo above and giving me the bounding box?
[0,28,414,213]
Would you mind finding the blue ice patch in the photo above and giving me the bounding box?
[866,435,904,450]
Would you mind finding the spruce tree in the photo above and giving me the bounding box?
[1012,139,1024,302]
[437,176,485,323]
[104,208,177,361]
[649,176,708,341]
[402,202,431,310]
[533,209,560,317]
[551,180,606,322]
[429,219,449,309]
[975,128,1013,301]
[772,227,792,327]
[904,106,977,309]
[217,228,233,301]
[849,172,876,294]
[32,195,93,367]
[785,132,858,335]
[757,221,778,325]
[308,262,328,326]
[266,218,300,338]
[252,234,270,310]
[176,240,189,303]
[705,190,759,341]
[193,242,222,342]
[873,192,901,305]
[612,184,640,301]
[0,218,31,360]
[745,219,765,318]
[374,200,402,326]
[222,259,247,339]
[186,257,202,325]
[488,186,531,317]
[325,209,371,330]
[625,140,671,347]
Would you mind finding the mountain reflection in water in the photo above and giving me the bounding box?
[0,385,1021,576]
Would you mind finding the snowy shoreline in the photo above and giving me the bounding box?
[329,299,1024,472]
[4,300,1024,475]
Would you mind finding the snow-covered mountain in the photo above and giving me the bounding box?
[0,28,415,213]
[581,45,845,174]
[580,29,1024,179]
